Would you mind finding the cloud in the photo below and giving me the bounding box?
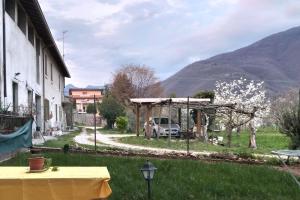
[208,0,238,7]
[162,0,300,68]
[38,0,300,87]
[285,1,300,18]
[40,0,155,24]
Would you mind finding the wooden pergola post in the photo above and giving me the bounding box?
[196,110,202,139]
[168,100,171,146]
[136,104,140,137]
[187,96,190,154]
[157,105,162,139]
[178,108,182,128]
[146,104,152,139]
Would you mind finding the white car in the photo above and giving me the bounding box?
[143,117,181,137]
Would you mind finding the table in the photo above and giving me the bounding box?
[0,167,112,200]
[272,150,300,188]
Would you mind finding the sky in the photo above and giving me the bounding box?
[38,0,300,87]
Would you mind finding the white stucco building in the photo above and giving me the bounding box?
[0,0,71,133]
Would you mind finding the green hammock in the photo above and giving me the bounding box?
[0,119,33,154]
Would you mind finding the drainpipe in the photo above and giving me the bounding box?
[2,0,7,101]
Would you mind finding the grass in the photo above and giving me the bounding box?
[1,152,299,200]
[38,128,83,148]
[118,127,290,155]
[38,127,115,151]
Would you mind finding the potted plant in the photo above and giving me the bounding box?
[28,155,45,171]
[28,149,52,171]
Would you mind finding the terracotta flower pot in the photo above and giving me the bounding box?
[28,157,45,171]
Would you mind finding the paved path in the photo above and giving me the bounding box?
[74,128,213,156]
[74,127,284,159]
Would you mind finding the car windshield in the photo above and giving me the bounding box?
[154,118,175,124]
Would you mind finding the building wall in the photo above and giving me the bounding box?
[70,90,102,98]
[0,1,3,98]
[5,8,43,108]
[44,49,65,130]
[74,113,103,126]
[70,90,102,113]
[0,1,66,133]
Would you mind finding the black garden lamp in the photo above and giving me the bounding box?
[140,160,157,199]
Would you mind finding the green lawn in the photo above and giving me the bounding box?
[1,152,299,200]
[38,128,116,151]
[38,128,83,148]
[118,127,290,155]
[37,128,99,150]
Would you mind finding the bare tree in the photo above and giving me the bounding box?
[111,64,164,106]
[111,64,164,137]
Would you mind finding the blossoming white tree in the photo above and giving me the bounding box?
[214,78,269,148]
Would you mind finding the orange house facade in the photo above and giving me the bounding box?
[69,89,103,113]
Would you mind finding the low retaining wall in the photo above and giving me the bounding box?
[32,146,266,165]
[74,113,103,126]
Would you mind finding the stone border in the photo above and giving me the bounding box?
[33,146,266,165]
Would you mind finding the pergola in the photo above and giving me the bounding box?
[130,98,213,139]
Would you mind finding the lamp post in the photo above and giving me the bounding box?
[140,160,157,200]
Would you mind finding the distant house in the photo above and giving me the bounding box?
[69,89,103,113]
[0,0,71,133]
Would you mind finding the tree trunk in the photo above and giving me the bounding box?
[107,120,114,129]
[236,126,241,136]
[248,121,257,149]
[226,126,233,147]
[203,114,209,142]
[227,110,233,147]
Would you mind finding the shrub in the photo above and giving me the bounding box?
[273,89,300,149]
[236,151,256,159]
[98,95,125,129]
[86,103,97,114]
[265,157,281,166]
[116,116,128,133]
[63,144,70,154]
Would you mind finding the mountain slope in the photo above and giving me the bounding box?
[161,26,300,96]
[64,84,77,96]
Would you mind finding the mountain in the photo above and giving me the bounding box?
[161,26,300,97]
[86,85,105,90]
[64,84,77,96]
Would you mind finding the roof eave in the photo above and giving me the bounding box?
[20,0,71,78]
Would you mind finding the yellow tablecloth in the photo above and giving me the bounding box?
[0,167,112,200]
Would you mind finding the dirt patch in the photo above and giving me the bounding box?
[275,164,300,177]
